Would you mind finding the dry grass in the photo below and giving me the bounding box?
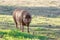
[0,0,60,7]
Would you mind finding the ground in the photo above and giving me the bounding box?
[0,0,60,40]
[0,14,60,40]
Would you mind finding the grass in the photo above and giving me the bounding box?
[0,14,60,40]
[0,0,60,7]
[0,14,49,40]
[0,5,60,40]
[0,29,48,40]
[0,14,60,27]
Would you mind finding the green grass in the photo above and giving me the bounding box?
[0,29,47,40]
[0,6,60,40]
[0,14,60,27]
[0,14,59,40]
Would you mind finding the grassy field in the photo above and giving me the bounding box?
[0,0,60,39]
[0,0,60,7]
[0,29,48,40]
[0,14,60,40]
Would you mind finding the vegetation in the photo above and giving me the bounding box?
[0,29,48,40]
[0,14,60,28]
[0,0,60,7]
[0,0,60,39]
[0,14,60,40]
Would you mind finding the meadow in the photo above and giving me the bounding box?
[0,5,60,40]
[0,14,60,40]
